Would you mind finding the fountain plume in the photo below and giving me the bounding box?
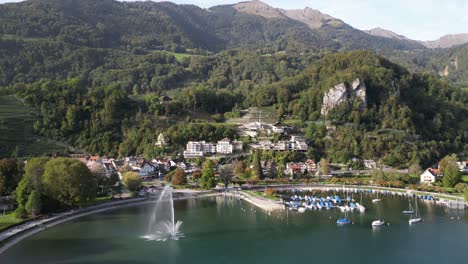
[143,185,183,241]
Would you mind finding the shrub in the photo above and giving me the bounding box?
[454,183,468,193]
[171,168,187,186]
[14,205,28,219]
[264,188,276,196]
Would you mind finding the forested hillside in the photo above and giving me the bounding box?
[0,0,466,167]
[9,51,467,168]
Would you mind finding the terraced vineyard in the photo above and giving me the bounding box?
[0,95,70,157]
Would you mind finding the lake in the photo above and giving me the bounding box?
[1,194,466,264]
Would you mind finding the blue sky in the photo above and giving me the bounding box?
[1,0,467,40]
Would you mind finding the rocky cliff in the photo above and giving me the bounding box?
[321,78,367,116]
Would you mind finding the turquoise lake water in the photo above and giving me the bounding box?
[1,194,466,264]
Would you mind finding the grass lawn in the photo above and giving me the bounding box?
[158,51,204,62]
[0,213,21,230]
[0,95,71,157]
[462,176,468,183]
[243,190,281,201]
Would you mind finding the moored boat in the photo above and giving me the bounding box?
[372,219,385,226]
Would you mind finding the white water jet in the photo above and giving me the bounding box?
[142,185,183,241]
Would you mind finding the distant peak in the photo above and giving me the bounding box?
[233,0,285,18]
[233,0,340,28]
[365,27,409,41]
[422,33,468,48]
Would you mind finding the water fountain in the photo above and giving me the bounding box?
[143,185,184,241]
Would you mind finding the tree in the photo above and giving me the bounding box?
[408,162,422,176]
[234,161,246,177]
[440,155,461,188]
[25,190,42,217]
[319,158,330,175]
[14,157,48,210]
[0,158,23,196]
[464,189,468,202]
[43,158,97,207]
[200,160,216,189]
[442,164,462,188]
[172,168,187,186]
[122,172,143,193]
[251,150,264,180]
[277,163,285,178]
[219,164,234,189]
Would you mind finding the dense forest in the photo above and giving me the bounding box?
[0,0,467,168]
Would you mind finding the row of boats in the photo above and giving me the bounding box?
[284,193,422,227]
[343,196,422,227]
[284,194,366,213]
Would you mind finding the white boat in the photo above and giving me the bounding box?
[298,207,306,213]
[356,203,366,212]
[372,190,382,203]
[372,219,385,226]
[402,199,414,214]
[409,198,422,224]
[357,193,366,212]
[372,202,385,227]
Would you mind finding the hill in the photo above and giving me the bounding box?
[427,43,468,88]
[10,51,467,168]
[0,0,466,166]
[0,95,70,157]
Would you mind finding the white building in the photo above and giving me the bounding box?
[155,133,167,147]
[271,122,285,133]
[216,138,234,154]
[132,160,158,178]
[251,136,308,152]
[363,160,377,169]
[183,141,216,158]
[251,140,274,150]
[420,169,437,183]
[216,138,244,154]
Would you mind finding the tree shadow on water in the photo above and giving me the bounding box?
[1,237,122,264]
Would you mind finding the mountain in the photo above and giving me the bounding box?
[0,1,465,165]
[233,0,342,29]
[230,1,425,52]
[0,0,426,53]
[365,27,468,49]
[422,33,468,49]
[365,27,410,41]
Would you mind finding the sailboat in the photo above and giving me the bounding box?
[371,202,385,227]
[402,198,415,214]
[372,190,382,203]
[356,192,366,212]
[409,198,422,224]
[337,209,351,225]
[337,189,352,225]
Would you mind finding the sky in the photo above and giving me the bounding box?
[1,0,467,40]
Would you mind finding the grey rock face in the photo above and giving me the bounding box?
[321,78,367,116]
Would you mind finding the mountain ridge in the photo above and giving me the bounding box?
[365,27,468,49]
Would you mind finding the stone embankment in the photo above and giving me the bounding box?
[223,191,284,211]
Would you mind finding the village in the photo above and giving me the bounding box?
[66,118,468,187]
